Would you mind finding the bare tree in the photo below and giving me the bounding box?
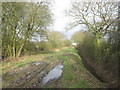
[67,2,118,40]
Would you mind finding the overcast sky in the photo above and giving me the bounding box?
[50,0,83,39]
[51,0,71,32]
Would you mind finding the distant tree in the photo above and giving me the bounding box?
[37,41,49,51]
[47,31,66,48]
[64,39,71,47]
[71,31,85,44]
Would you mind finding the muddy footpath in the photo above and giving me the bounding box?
[3,58,64,88]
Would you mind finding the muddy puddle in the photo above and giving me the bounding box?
[30,62,45,66]
[42,64,63,84]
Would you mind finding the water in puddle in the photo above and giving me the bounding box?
[32,62,44,65]
[42,64,63,84]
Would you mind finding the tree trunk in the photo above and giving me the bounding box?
[16,39,26,57]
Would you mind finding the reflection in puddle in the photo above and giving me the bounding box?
[42,64,63,84]
[31,62,44,65]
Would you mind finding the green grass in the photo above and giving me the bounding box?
[14,59,33,68]
[3,46,105,88]
[63,61,74,81]
[41,46,92,88]
[70,77,90,88]
[2,54,51,73]
[60,46,77,53]
[59,48,91,88]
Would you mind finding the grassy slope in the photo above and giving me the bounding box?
[43,47,106,88]
[61,47,105,88]
[2,46,106,88]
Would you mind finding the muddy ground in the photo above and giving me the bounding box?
[3,58,64,88]
[2,47,106,88]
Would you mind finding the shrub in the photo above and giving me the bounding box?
[77,31,119,87]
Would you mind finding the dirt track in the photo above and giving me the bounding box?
[3,58,64,88]
[3,47,106,88]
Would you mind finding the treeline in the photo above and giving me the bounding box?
[2,2,71,59]
[23,31,71,55]
[2,2,52,58]
[69,2,119,88]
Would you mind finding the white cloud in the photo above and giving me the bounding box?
[51,0,87,39]
[51,0,72,32]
